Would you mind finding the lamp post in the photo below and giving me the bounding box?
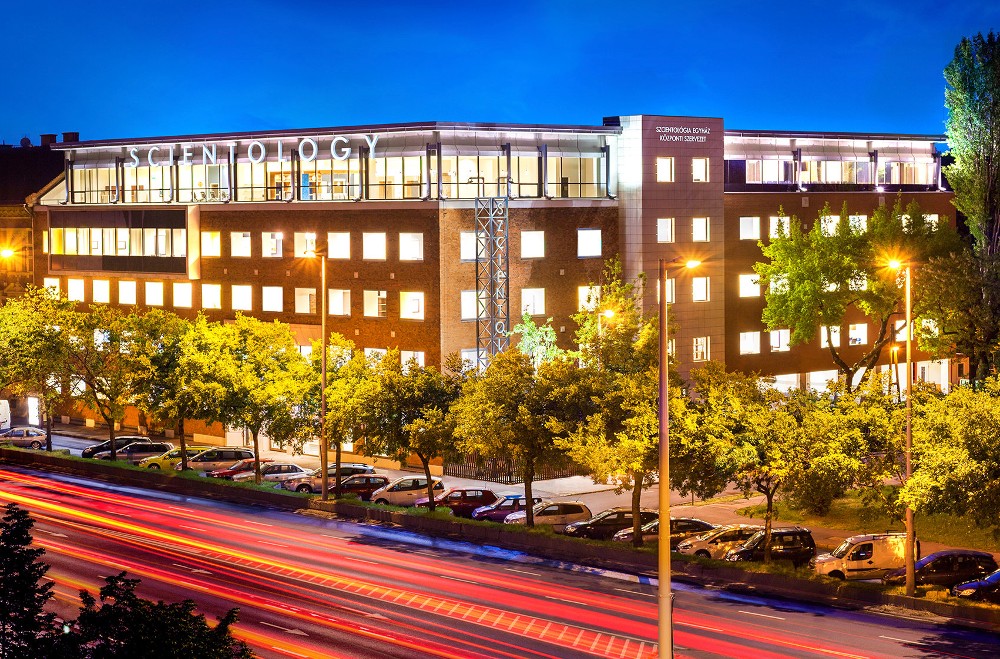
[889,260,915,597]
[307,248,330,500]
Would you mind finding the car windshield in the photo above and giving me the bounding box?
[984,569,1000,584]
[744,530,765,547]
[831,540,853,558]
[914,554,939,570]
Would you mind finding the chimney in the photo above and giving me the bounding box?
[62,131,80,143]
[40,133,57,146]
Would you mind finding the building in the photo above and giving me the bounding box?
[27,116,955,444]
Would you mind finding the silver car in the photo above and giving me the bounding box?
[504,501,592,532]
[230,462,311,483]
[0,426,47,449]
[675,524,763,559]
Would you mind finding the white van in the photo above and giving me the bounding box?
[814,533,914,580]
[0,400,10,431]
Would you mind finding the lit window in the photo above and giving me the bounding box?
[926,214,939,229]
[231,285,253,311]
[849,324,867,346]
[820,326,841,348]
[460,231,487,261]
[693,336,710,361]
[231,232,252,257]
[399,233,424,261]
[740,216,761,240]
[364,290,387,317]
[692,277,710,302]
[295,288,316,314]
[521,288,545,315]
[738,274,760,297]
[769,216,789,239]
[746,160,762,184]
[262,286,283,312]
[693,217,710,242]
[201,232,221,257]
[770,274,788,294]
[895,319,907,342]
[460,348,487,371]
[364,347,387,362]
[262,232,283,258]
[578,285,600,311]
[298,345,313,358]
[400,350,425,369]
[820,215,839,236]
[770,329,791,352]
[740,331,761,355]
[328,289,350,316]
[521,231,545,258]
[173,282,192,308]
[656,157,675,183]
[657,218,675,243]
[849,215,868,232]
[93,280,110,304]
[202,284,222,310]
[657,277,676,304]
[328,232,350,259]
[577,229,602,258]
[362,232,386,260]
[173,229,187,257]
[114,280,135,305]
[399,292,424,320]
[461,290,478,320]
[67,278,85,302]
[145,282,164,307]
[293,232,317,257]
[692,158,710,182]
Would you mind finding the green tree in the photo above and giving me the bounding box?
[0,503,56,659]
[509,313,565,367]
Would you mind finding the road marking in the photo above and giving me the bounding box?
[439,575,478,584]
[504,567,542,576]
[36,528,68,538]
[738,610,785,620]
[242,519,274,527]
[257,541,288,548]
[179,525,203,531]
[546,595,588,606]
[878,635,927,646]
[344,557,379,565]
[260,621,308,636]
[678,621,724,632]
[171,563,212,575]
[271,647,308,658]
[614,587,654,597]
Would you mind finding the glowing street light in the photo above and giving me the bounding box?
[305,248,330,500]
[889,259,916,597]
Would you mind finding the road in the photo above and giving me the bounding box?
[2,464,999,658]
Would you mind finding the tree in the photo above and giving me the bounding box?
[0,503,56,659]
[321,338,368,497]
[509,313,565,367]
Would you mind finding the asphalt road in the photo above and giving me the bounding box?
[2,464,1000,658]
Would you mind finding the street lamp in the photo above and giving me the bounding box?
[889,259,915,597]
[306,248,330,500]
[657,257,700,659]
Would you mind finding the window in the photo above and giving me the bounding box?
[364,348,387,362]
[738,274,760,297]
[895,319,907,342]
[173,282,192,308]
[820,215,839,236]
[692,277,710,302]
[769,216,789,239]
[740,216,761,240]
[231,285,253,311]
[692,217,710,242]
[202,284,222,309]
[399,233,424,261]
[521,288,545,315]
[820,325,841,348]
[770,329,791,352]
[658,277,676,304]
[657,218,675,243]
[231,231,252,257]
[849,214,867,232]
[119,280,136,305]
[400,350,425,369]
[145,282,164,307]
[692,157,710,182]
[329,289,350,316]
[461,290,478,320]
[656,157,675,183]
[740,331,761,355]
[328,232,350,259]
[262,286,283,312]
[201,231,221,257]
[770,274,788,294]
[364,290,387,317]
[67,278,85,302]
[577,229,602,258]
[521,230,545,258]
[460,348,487,371]
[262,232,283,257]
[399,292,424,320]
[926,213,940,229]
[849,323,867,345]
[693,336,710,361]
[578,285,600,311]
[295,288,317,314]
[93,279,110,304]
[293,232,317,257]
[362,232,386,260]
[460,232,476,261]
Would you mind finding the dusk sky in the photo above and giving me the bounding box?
[3,0,998,145]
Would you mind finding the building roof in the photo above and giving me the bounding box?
[0,145,64,204]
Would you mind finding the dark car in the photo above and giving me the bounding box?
[953,568,1000,603]
[208,458,274,479]
[471,494,543,522]
[724,527,817,567]
[336,474,390,501]
[415,488,499,518]
[278,464,375,493]
[883,550,998,588]
[81,435,151,459]
[93,441,174,465]
[563,507,659,541]
[613,517,716,547]
[0,426,47,449]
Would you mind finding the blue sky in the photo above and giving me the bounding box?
[3,0,998,145]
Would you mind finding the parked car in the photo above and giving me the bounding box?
[471,494,543,522]
[953,568,1000,603]
[138,446,216,470]
[178,448,256,473]
[0,426,47,449]
[81,435,151,459]
[563,507,659,540]
[327,474,391,500]
[414,488,499,517]
[814,533,910,580]
[370,476,444,506]
[93,441,175,465]
[724,527,816,567]
[613,517,716,547]
[207,458,274,479]
[676,524,764,560]
[883,550,998,588]
[278,465,376,494]
[230,462,310,483]
[504,501,592,532]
